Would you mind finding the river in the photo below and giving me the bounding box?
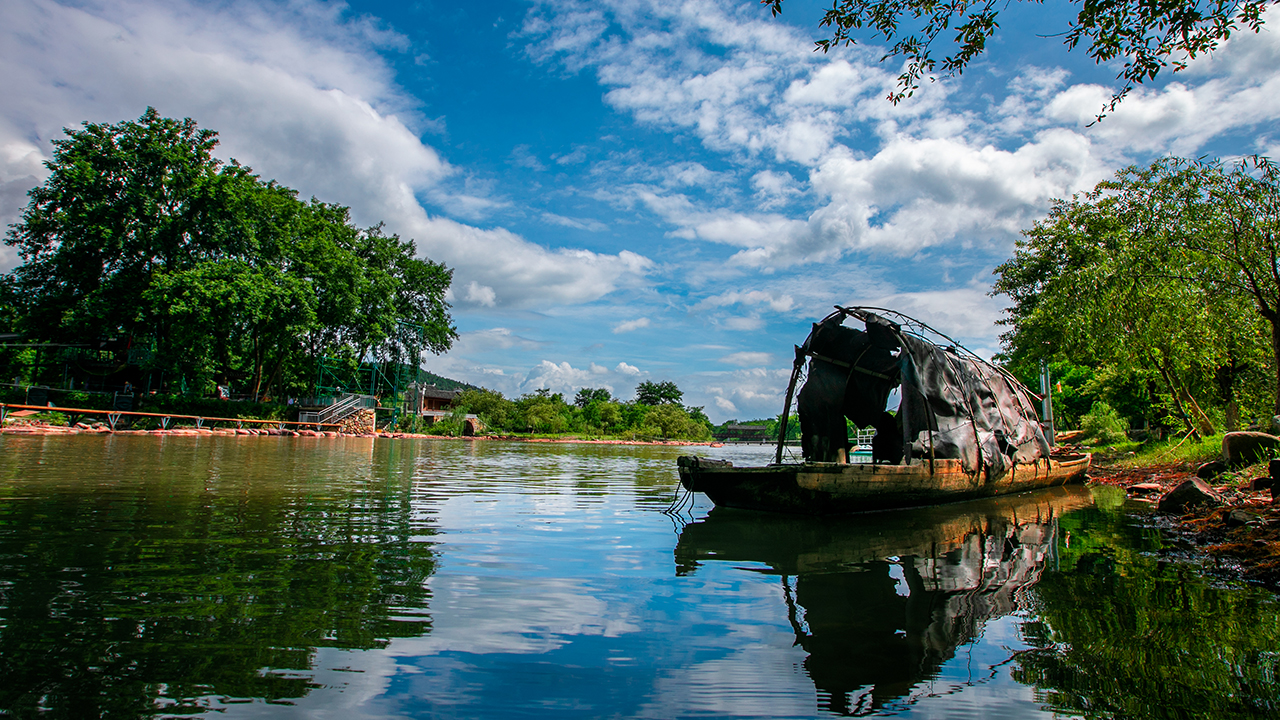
[0,434,1276,718]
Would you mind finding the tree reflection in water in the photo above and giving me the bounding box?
[677,485,1280,718]
[0,436,438,717]
[675,486,1094,715]
[1013,494,1280,719]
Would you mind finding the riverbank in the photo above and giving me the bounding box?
[0,417,718,446]
[1088,457,1280,587]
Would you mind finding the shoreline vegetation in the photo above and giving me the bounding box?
[0,413,721,446]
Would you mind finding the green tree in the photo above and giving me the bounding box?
[145,260,315,399]
[635,380,683,405]
[992,157,1275,436]
[453,388,516,431]
[516,389,574,434]
[2,109,456,398]
[641,404,713,440]
[574,387,612,407]
[763,0,1272,117]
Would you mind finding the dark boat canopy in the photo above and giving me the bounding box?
[782,306,1050,479]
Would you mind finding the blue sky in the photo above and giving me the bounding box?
[3,0,1279,421]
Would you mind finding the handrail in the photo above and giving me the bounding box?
[319,393,367,424]
[0,403,341,432]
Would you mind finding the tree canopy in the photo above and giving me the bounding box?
[635,380,684,406]
[763,0,1273,117]
[445,381,712,440]
[992,156,1280,436]
[2,108,456,399]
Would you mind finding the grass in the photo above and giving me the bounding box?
[1088,431,1224,469]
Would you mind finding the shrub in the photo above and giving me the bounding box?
[1080,401,1128,445]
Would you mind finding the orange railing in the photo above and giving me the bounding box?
[0,403,341,432]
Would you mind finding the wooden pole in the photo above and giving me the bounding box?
[775,345,805,465]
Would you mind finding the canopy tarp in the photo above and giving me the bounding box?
[898,333,1050,479]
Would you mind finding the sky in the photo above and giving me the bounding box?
[2,0,1279,422]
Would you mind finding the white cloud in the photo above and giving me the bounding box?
[521,1,1280,272]
[451,327,543,354]
[518,359,651,397]
[719,351,772,367]
[541,212,608,232]
[722,315,764,331]
[699,366,791,421]
[0,0,652,307]
[750,169,802,208]
[855,285,1009,347]
[697,289,795,313]
[612,317,651,333]
[463,282,498,307]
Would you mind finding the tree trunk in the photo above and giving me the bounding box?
[251,329,263,400]
[1271,313,1280,417]
[1150,353,1201,441]
[259,349,288,402]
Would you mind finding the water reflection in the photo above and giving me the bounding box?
[675,487,1095,715]
[3,437,1278,718]
[0,435,438,717]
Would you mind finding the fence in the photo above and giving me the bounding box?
[0,403,340,432]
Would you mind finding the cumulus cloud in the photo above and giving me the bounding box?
[515,359,653,398]
[0,0,652,307]
[521,0,1280,271]
[699,366,791,421]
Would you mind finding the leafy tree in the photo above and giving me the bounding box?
[453,388,516,430]
[2,109,456,399]
[596,401,623,431]
[763,0,1273,117]
[1180,157,1280,415]
[145,260,315,399]
[635,380,683,405]
[640,403,713,440]
[992,157,1277,436]
[449,385,711,440]
[574,387,612,407]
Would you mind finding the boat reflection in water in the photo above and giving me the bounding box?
[674,486,1096,716]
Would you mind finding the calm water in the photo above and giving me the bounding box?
[0,435,1277,719]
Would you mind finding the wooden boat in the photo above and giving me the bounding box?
[677,452,1090,515]
[679,306,1089,514]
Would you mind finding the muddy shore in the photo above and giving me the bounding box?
[1088,458,1280,587]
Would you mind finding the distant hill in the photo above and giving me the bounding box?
[418,370,480,392]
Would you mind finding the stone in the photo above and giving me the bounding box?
[1222,432,1280,467]
[1129,482,1164,494]
[1246,476,1275,492]
[1196,460,1228,480]
[1157,478,1224,514]
[1270,415,1280,436]
[1226,509,1263,528]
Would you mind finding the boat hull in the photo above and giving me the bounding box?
[676,454,1090,515]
